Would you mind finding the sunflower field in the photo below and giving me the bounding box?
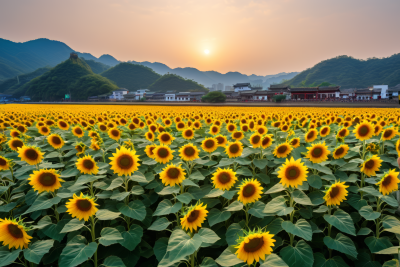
[1,104,400,267]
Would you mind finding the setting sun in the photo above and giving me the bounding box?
[204,49,210,54]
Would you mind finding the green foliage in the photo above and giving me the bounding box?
[272,94,286,102]
[0,67,51,95]
[101,62,161,91]
[19,58,118,100]
[201,91,226,102]
[286,54,400,88]
[148,74,207,93]
[81,58,110,74]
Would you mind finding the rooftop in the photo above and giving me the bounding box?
[233,83,251,87]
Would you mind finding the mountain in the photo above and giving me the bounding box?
[81,58,110,74]
[0,67,51,95]
[262,72,300,88]
[18,57,118,101]
[0,38,119,80]
[101,62,161,91]
[148,74,208,93]
[285,54,400,88]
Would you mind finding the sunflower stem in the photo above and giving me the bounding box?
[190,253,195,267]
[244,204,249,229]
[90,216,98,267]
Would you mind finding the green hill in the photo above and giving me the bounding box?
[101,62,161,91]
[82,58,110,74]
[285,54,400,88]
[148,74,208,92]
[19,57,118,101]
[0,67,51,95]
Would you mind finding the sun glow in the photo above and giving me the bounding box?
[204,49,210,54]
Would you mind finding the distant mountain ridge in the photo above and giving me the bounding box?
[0,38,297,87]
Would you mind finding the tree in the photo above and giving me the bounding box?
[201,91,226,103]
[272,94,286,102]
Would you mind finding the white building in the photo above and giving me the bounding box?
[373,85,388,99]
[217,83,224,91]
[224,86,234,91]
[165,94,176,101]
[110,89,129,100]
[233,83,252,92]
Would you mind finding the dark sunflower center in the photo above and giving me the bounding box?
[111,130,120,137]
[177,123,184,128]
[76,199,92,211]
[149,147,155,155]
[228,125,235,131]
[252,136,261,144]
[76,146,83,152]
[383,130,393,138]
[42,127,49,133]
[150,126,157,132]
[242,184,256,197]
[257,128,265,134]
[307,132,314,139]
[365,159,375,169]
[262,137,270,146]
[243,237,264,253]
[83,159,94,169]
[291,139,298,146]
[75,128,83,135]
[204,140,215,149]
[167,167,180,179]
[285,166,300,180]
[157,148,169,158]
[59,121,67,127]
[277,145,287,154]
[25,148,39,160]
[0,158,6,166]
[100,125,107,131]
[282,126,288,130]
[339,130,346,137]
[133,118,139,124]
[358,125,369,136]
[382,175,392,187]
[52,136,62,145]
[229,144,240,154]
[161,134,170,142]
[335,147,344,155]
[312,147,323,157]
[187,210,200,222]
[147,133,153,139]
[216,137,224,144]
[233,132,242,138]
[118,155,133,169]
[217,172,231,184]
[39,173,56,186]
[129,124,135,130]
[12,140,23,148]
[7,224,23,239]
[17,126,24,132]
[212,127,218,133]
[242,126,248,131]
[184,146,195,157]
[330,186,340,198]
[321,128,328,135]
[185,130,193,137]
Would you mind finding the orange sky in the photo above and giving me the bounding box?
[1,0,399,75]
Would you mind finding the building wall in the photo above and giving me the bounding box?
[373,85,388,99]
[234,86,251,92]
[110,90,128,100]
[165,94,175,101]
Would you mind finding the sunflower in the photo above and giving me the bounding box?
[337,127,350,138]
[47,134,64,149]
[98,123,108,132]
[28,169,64,193]
[72,126,84,138]
[324,181,349,206]
[17,145,44,165]
[396,139,400,154]
[109,146,140,176]
[211,168,237,191]
[10,130,21,138]
[374,124,383,136]
[38,126,51,136]
[0,156,10,171]
[249,133,263,148]
[376,169,400,195]
[320,126,331,137]
[215,135,228,146]
[90,140,101,151]
[354,121,374,141]
[360,155,382,177]
[305,129,318,143]
[66,193,98,221]
[8,138,24,151]
[332,144,349,159]
[180,203,208,233]
[209,125,220,135]
[108,128,122,141]
[0,218,32,249]
[179,143,200,161]
[273,143,292,158]
[305,142,330,163]
[261,135,274,149]
[225,141,244,158]
[158,132,175,145]
[288,137,300,148]
[231,131,245,141]
[381,127,398,141]
[227,123,236,133]
[237,179,263,205]
[182,128,195,140]
[76,155,99,175]
[153,144,175,164]
[277,157,308,188]
[235,230,275,265]
[145,144,157,158]
[75,142,86,156]
[57,120,69,130]
[160,164,186,186]
[201,137,218,153]
[176,122,186,131]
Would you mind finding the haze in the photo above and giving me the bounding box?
[1,0,399,75]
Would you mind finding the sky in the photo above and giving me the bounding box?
[1,0,399,75]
